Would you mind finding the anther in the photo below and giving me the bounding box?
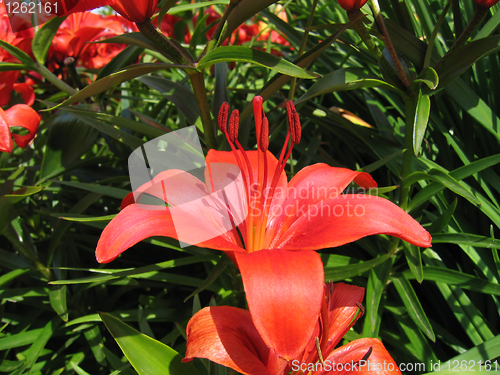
[218,102,229,134]
[259,117,269,152]
[356,302,365,318]
[286,100,301,145]
[228,109,239,143]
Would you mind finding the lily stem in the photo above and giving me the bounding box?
[399,96,416,211]
[289,0,318,100]
[348,10,402,89]
[36,64,77,96]
[135,19,216,149]
[189,71,217,149]
[4,226,52,281]
[136,19,193,66]
[434,5,489,71]
[368,0,409,87]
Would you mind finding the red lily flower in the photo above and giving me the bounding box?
[49,13,134,70]
[57,0,158,23]
[183,282,401,375]
[96,97,431,358]
[0,104,41,153]
[337,0,368,12]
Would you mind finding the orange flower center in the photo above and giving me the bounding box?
[217,96,301,252]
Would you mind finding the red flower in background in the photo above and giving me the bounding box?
[0,2,35,106]
[337,0,368,11]
[49,13,135,70]
[474,0,499,7]
[0,104,41,153]
[184,283,401,375]
[57,0,158,23]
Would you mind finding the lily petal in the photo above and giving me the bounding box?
[235,250,324,361]
[324,282,365,354]
[5,104,41,148]
[265,164,377,246]
[183,306,287,375]
[96,204,243,263]
[275,195,432,250]
[0,108,13,153]
[13,83,35,106]
[320,338,401,375]
[56,0,115,16]
[298,282,365,365]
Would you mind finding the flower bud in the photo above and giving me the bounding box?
[337,0,368,12]
[473,0,499,7]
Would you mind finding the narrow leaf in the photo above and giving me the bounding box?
[413,92,431,155]
[391,275,435,341]
[100,313,201,375]
[32,16,67,64]
[198,46,319,79]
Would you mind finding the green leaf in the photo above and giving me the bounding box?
[0,40,35,68]
[138,76,200,124]
[50,255,216,285]
[414,67,439,90]
[51,180,129,200]
[404,169,480,206]
[444,78,500,142]
[40,112,99,180]
[58,214,116,222]
[197,46,319,79]
[3,186,44,204]
[296,68,404,105]
[47,63,193,110]
[100,312,201,375]
[408,153,500,211]
[324,253,391,281]
[403,267,500,295]
[23,317,62,373]
[438,35,500,87]
[48,285,68,322]
[0,268,29,287]
[96,33,162,53]
[84,325,106,365]
[448,334,500,365]
[184,256,230,302]
[0,62,26,72]
[362,258,394,338]
[360,149,405,174]
[65,111,145,149]
[32,16,67,64]
[432,233,500,248]
[413,91,431,155]
[168,0,228,14]
[60,107,165,138]
[428,199,458,234]
[391,275,435,341]
[96,46,145,81]
[403,243,424,283]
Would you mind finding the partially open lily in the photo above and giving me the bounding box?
[183,282,401,375]
[0,104,41,153]
[96,96,431,359]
